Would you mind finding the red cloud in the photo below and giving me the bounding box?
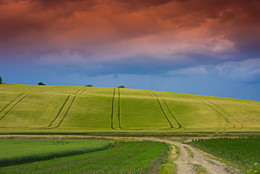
[0,0,259,61]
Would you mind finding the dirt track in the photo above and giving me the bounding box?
[138,137,241,174]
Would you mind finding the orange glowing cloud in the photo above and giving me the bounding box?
[0,0,260,63]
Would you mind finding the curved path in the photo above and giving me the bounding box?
[138,137,241,174]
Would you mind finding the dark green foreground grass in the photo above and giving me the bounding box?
[0,139,111,167]
[0,141,169,174]
[191,137,260,174]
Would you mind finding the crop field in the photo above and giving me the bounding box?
[191,137,260,174]
[0,139,111,166]
[0,140,169,174]
[0,83,259,134]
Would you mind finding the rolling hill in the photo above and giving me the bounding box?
[0,84,259,135]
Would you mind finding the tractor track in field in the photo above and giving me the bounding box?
[205,101,234,127]
[205,101,238,128]
[146,90,174,128]
[53,95,77,128]
[0,93,25,114]
[161,98,182,128]
[48,95,71,127]
[49,105,58,121]
[48,88,86,128]
[150,91,182,128]
[117,88,122,129]
[0,93,27,121]
[110,88,116,129]
[207,101,243,128]
[110,88,122,130]
[74,88,86,95]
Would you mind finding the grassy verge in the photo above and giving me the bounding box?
[0,139,111,167]
[160,145,179,174]
[0,141,169,174]
[191,137,260,174]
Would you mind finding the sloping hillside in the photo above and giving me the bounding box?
[0,84,259,135]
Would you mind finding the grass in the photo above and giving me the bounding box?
[0,83,259,134]
[193,164,208,174]
[0,141,169,174]
[0,139,111,167]
[191,137,260,174]
[160,145,179,174]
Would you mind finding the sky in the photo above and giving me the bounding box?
[0,0,260,100]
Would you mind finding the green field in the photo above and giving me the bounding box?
[0,140,169,174]
[0,139,111,166]
[0,83,259,135]
[191,137,260,174]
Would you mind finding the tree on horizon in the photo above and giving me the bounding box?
[0,76,2,84]
[38,82,45,85]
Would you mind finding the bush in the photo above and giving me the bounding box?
[86,85,93,87]
[38,82,45,85]
[118,86,125,88]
